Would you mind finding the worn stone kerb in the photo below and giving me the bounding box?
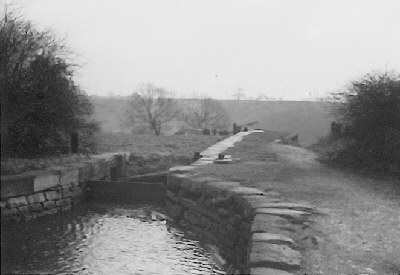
[166,131,312,275]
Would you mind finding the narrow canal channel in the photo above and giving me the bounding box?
[1,202,225,274]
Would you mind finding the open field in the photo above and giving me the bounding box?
[91,96,334,145]
[1,133,219,176]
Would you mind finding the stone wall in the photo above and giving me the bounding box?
[1,152,130,222]
[166,132,314,274]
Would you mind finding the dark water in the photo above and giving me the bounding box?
[1,203,224,275]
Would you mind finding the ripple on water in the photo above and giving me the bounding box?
[1,203,224,275]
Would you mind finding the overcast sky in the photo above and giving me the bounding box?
[4,0,400,99]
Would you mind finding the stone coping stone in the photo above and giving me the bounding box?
[254,208,309,220]
[251,214,293,233]
[241,195,282,209]
[249,243,301,270]
[229,186,265,196]
[45,166,79,186]
[23,170,60,192]
[250,267,293,275]
[254,202,314,212]
[252,233,294,246]
[169,166,196,173]
[1,174,34,199]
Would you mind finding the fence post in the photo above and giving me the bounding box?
[71,132,79,154]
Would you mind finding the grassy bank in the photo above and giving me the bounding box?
[1,132,220,176]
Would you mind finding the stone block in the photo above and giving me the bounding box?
[206,182,241,195]
[251,214,292,233]
[250,268,293,275]
[249,243,301,270]
[167,173,189,190]
[0,201,6,208]
[24,170,60,192]
[62,189,72,198]
[241,195,282,209]
[252,233,294,246]
[2,207,19,216]
[254,208,309,220]
[46,166,79,186]
[56,198,72,206]
[43,201,56,209]
[29,203,43,212]
[62,205,72,212]
[18,205,29,213]
[7,196,28,207]
[27,193,46,204]
[45,190,62,201]
[1,175,34,199]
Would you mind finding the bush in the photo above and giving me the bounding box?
[329,72,400,176]
[0,12,98,156]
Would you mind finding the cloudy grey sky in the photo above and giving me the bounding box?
[4,0,400,99]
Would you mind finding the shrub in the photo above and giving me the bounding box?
[330,72,400,175]
[0,12,98,156]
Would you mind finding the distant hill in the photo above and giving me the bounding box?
[90,96,334,145]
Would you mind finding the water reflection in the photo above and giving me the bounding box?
[1,203,224,275]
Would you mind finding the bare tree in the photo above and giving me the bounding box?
[182,95,231,129]
[126,83,180,135]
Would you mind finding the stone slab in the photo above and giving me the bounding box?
[252,233,294,245]
[229,187,265,196]
[43,201,56,209]
[255,202,314,212]
[45,190,62,201]
[1,175,34,199]
[255,208,309,220]
[250,243,301,270]
[23,170,60,192]
[7,196,28,207]
[251,214,293,233]
[250,267,293,275]
[241,195,282,209]
[169,165,196,173]
[27,193,46,204]
[46,166,79,185]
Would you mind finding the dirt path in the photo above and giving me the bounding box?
[199,132,400,275]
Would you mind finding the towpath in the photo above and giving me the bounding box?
[197,131,400,275]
